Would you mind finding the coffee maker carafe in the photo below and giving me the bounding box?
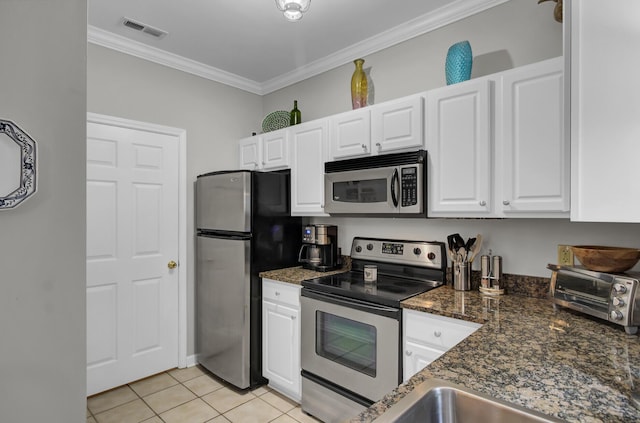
[298,224,341,272]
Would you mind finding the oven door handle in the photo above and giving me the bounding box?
[301,288,401,319]
[390,168,399,208]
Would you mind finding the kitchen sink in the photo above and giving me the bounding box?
[372,379,565,423]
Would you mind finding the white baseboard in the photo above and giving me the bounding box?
[184,354,199,368]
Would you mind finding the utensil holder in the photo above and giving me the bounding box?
[453,262,471,291]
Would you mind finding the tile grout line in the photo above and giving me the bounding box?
[88,367,312,423]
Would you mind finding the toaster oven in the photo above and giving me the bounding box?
[547,264,640,335]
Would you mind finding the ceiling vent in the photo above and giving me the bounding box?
[122,17,168,39]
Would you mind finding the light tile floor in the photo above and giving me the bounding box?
[87,366,322,423]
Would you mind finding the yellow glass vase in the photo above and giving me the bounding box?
[351,59,367,109]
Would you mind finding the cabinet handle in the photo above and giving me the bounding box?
[503,200,510,206]
[275,291,280,296]
[291,316,296,320]
[434,330,442,338]
[361,144,367,151]
[405,350,413,356]
[375,142,381,151]
[479,201,486,207]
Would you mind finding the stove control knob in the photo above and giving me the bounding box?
[610,310,624,321]
[427,252,436,260]
[613,283,627,294]
[413,248,421,256]
[355,245,362,253]
[613,297,625,307]
[367,243,374,251]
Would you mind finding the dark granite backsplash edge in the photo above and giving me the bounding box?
[445,268,550,299]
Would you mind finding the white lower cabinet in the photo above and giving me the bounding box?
[403,309,481,382]
[262,278,301,402]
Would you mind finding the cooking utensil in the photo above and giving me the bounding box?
[465,237,476,252]
[447,234,457,254]
[458,247,467,263]
[571,245,640,273]
[468,234,483,263]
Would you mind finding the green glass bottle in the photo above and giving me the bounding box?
[290,100,301,125]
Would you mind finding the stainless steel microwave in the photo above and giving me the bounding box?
[324,150,427,217]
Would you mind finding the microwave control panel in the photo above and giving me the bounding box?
[401,167,418,207]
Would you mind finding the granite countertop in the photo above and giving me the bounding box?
[259,257,351,284]
[354,286,640,423]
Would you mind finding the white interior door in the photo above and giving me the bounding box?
[86,120,180,396]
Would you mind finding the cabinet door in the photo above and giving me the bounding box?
[329,108,371,160]
[499,57,568,216]
[262,300,300,401]
[568,1,640,222]
[290,120,329,216]
[372,95,424,154]
[262,130,289,170]
[403,340,443,382]
[427,80,493,216]
[238,136,260,170]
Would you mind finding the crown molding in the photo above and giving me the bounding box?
[262,0,509,93]
[88,26,263,94]
[88,0,509,96]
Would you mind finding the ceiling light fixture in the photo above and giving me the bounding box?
[275,0,310,21]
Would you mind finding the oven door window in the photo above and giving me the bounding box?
[556,273,610,307]
[316,311,377,377]
[332,179,387,203]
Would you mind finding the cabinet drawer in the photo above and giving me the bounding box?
[404,309,481,350]
[263,278,301,307]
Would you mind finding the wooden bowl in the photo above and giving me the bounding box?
[571,245,640,273]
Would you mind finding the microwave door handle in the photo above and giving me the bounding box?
[390,169,399,208]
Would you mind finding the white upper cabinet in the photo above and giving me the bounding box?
[329,108,371,160]
[427,58,568,218]
[290,119,329,216]
[568,1,640,222]
[371,94,424,154]
[328,94,424,161]
[238,130,289,171]
[497,57,568,217]
[427,79,493,217]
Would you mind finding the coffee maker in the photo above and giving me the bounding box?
[298,224,341,272]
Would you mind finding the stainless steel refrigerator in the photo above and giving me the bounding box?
[195,169,301,389]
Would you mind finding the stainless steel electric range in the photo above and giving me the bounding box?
[300,237,447,423]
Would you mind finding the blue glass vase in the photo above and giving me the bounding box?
[445,41,473,85]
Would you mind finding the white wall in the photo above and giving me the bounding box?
[87,44,262,357]
[263,0,563,121]
[0,1,87,421]
[312,217,640,277]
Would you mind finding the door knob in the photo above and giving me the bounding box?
[168,260,178,269]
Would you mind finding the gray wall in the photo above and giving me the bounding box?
[0,1,87,421]
[87,44,263,357]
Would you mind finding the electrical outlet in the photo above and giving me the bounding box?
[557,245,574,266]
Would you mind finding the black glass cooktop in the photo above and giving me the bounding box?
[302,271,443,307]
